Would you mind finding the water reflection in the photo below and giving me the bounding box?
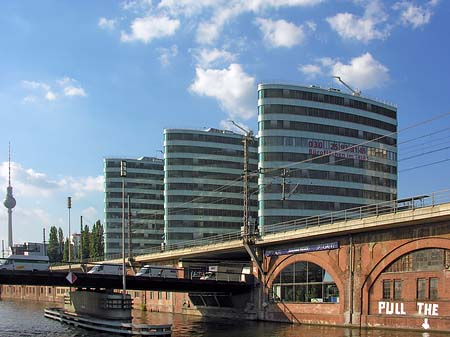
[0,300,448,337]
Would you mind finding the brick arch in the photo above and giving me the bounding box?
[266,252,345,310]
[360,237,450,315]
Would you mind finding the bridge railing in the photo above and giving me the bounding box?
[263,188,450,235]
[81,188,450,264]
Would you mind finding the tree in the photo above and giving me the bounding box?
[90,220,104,259]
[63,237,75,263]
[63,238,69,262]
[47,226,60,262]
[81,224,90,260]
[58,227,64,259]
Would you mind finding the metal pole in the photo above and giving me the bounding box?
[243,134,249,239]
[120,161,127,298]
[128,195,132,261]
[80,216,83,262]
[229,120,253,242]
[67,196,72,271]
[43,228,46,256]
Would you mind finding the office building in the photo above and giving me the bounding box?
[164,128,258,244]
[104,157,164,258]
[258,83,397,231]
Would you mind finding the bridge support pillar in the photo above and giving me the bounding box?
[65,289,132,321]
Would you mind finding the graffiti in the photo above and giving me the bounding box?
[378,301,439,317]
[417,303,439,316]
[378,301,406,315]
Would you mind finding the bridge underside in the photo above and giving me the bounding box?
[0,270,251,294]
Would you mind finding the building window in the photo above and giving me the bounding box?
[417,278,427,300]
[382,280,391,300]
[166,292,171,300]
[429,278,438,300]
[271,261,339,303]
[158,291,162,300]
[393,280,402,300]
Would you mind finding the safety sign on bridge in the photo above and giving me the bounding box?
[66,271,78,284]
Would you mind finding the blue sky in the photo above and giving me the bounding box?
[0,0,449,245]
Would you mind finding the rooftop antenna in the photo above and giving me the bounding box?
[333,76,361,96]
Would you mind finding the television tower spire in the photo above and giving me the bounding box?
[4,143,16,250]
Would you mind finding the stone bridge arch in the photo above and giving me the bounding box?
[266,251,345,313]
[360,237,450,316]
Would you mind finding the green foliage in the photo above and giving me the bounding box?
[47,226,61,262]
[63,238,69,262]
[81,224,90,260]
[90,220,104,259]
[58,227,64,258]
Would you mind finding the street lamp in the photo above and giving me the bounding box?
[120,160,127,298]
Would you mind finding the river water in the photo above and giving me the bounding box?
[0,299,447,337]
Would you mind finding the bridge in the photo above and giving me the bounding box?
[3,189,450,331]
[0,270,250,293]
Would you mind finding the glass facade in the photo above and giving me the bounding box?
[164,128,258,244]
[258,84,398,230]
[271,261,339,303]
[104,157,164,258]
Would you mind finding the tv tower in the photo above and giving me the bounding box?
[3,143,16,250]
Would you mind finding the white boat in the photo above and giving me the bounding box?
[44,307,172,336]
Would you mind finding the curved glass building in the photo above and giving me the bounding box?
[258,84,397,231]
[104,157,164,258]
[164,128,258,245]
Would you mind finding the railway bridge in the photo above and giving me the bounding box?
[3,190,450,331]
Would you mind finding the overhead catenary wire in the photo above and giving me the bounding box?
[162,111,450,215]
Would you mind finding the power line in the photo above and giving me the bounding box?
[162,111,450,214]
[400,158,450,173]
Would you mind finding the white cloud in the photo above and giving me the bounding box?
[121,16,180,43]
[298,64,322,78]
[98,17,117,30]
[193,0,321,45]
[157,45,178,66]
[298,53,389,91]
[189,63,256,120]
[327,13,387,42]
[109,0,322,46]
[244,0,323,11]
[195,6,236,45]
[0,161,60,198]
[22,77,87,102]
[305,20,317,31]
[158,0,220,17]
[327,0,389,42]
[331,53,389,90]
[81,206,99,220]
[64,86,87,97]
[23,96,37,104]
[58,77,87,97]
[0,161,103,199]
[394,1,434,29]
[193,48,237,67]
[45,91,57,101]
[58,175,104,199]
[22,80,50,91]
[256,18,305,48]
